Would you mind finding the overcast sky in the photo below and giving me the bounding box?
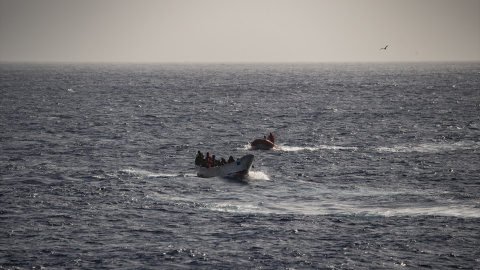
[1,0,479,62]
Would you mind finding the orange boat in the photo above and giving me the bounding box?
[251,139,276,150]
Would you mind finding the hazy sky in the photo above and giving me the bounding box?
[1,0,479,62]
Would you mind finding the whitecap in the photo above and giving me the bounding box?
[279,145,357,152]
[377,141,480,153]
[118,169,189,178]
[279,145,319,152]
[246,171,270,181]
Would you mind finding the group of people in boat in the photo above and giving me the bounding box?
[264,132,275,143]
[195,151,236,168]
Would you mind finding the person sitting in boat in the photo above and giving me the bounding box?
[228,156,235,163]
[268,132,275,143]
[211,155,218,167]
[220,158,227,165]
[202,152,212,168]
[195,151,204,166]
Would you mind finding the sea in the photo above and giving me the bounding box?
[1,62,479,269]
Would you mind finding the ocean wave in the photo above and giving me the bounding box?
[377,141,480,153]
[118,169,194,178]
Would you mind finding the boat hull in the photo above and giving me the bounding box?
[195,154,254,178]
[251,139,275,150]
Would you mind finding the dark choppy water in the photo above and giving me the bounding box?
[1,62,479,269]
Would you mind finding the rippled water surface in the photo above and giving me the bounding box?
[1,62,479,269]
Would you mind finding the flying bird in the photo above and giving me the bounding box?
[380,45,389,50]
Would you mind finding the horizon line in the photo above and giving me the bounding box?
[2,60,480,64]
